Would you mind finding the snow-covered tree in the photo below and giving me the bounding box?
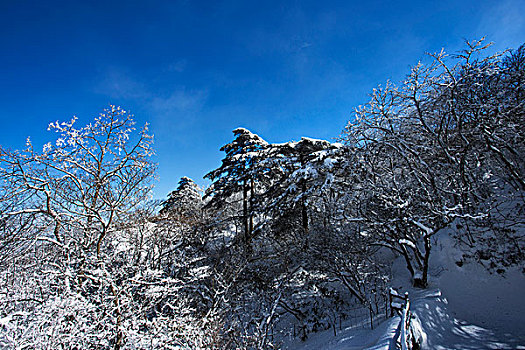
[341,39,525,287]
[161,176,203,217]
[204,128,268,251]
[0,106,189,349]
[0,105,155,259]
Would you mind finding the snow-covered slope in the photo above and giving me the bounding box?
[387,229,525,349]
[430,230,525,339]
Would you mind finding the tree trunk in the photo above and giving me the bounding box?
[400,244,415,278]
[242,179,250,252]
[249,177,254,236]
[421,236,431,288]
[301,181,308,250]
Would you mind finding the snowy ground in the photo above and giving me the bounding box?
[282,316,398,350]
[284,230,525,349]
[410,288,525,350]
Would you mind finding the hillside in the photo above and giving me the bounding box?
[283,227,525,349]
[1,41,523,349]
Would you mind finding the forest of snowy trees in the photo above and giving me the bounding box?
[0,40,523,349]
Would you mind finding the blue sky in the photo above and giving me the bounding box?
[1,0,524,199]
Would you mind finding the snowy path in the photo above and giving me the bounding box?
[284,287,525,350]
[411,288,525,350]
[286,232,525,350]
[283,316,399,350]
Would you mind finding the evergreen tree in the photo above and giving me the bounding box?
[259,137,337,249]
[204,128,268,251]
[160,176,203,222]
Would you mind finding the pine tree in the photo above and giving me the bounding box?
[259,137,337,249]
[161,176,203,222]
[204,128,268,251]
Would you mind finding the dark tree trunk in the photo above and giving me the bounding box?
[243,179,249,249]
[421,236,431,288]
[400,244,415,278]
[249,177,254,236]
[301,181,309,250]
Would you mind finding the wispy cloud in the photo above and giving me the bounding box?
[94,68,149,100]
[95,67,206,111]
[151,89,207,116]
[167,59,188,73]
[93,68,208,143]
